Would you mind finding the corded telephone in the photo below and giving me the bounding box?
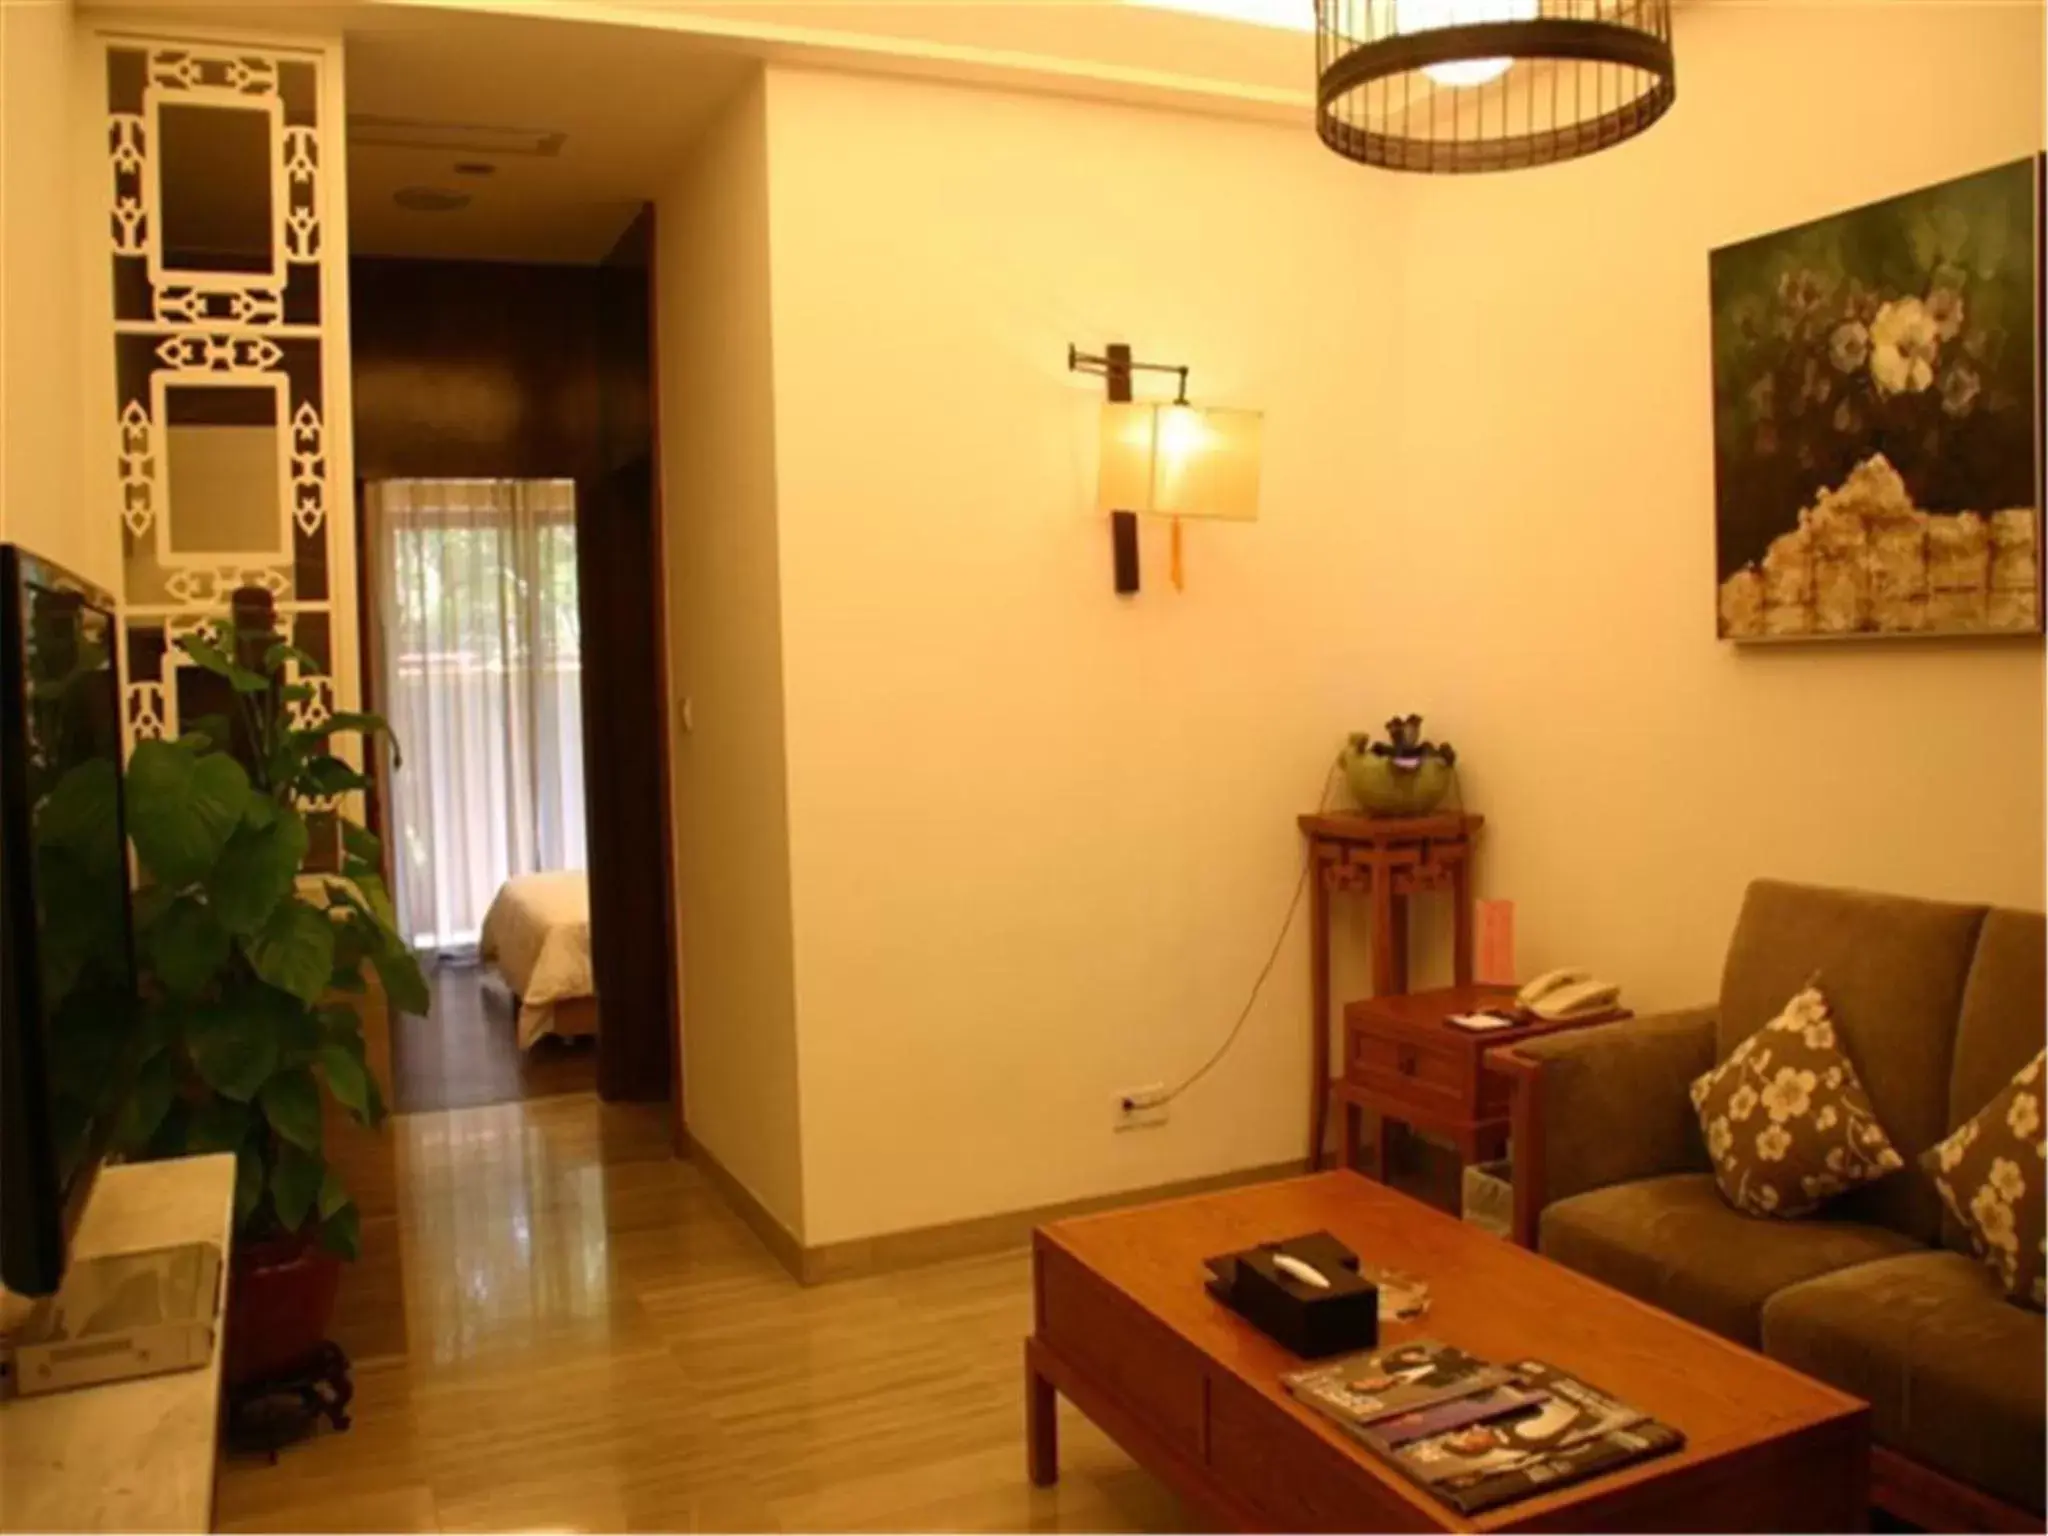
[1516,967,1623,1022]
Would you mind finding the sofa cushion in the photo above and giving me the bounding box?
[1689,983,1904,1217]
[1539,1172,1921,1347]
[1719,880,1987,1243]
[1946,909,2048,1254]
[1762,1250,2046,1514]
[1925,1049,2047,1309]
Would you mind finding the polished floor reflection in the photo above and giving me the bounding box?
[216,1094,1187,1533]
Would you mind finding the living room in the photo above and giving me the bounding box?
[0,0,2041,1530]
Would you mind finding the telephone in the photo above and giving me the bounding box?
[1516,967,1623,1022]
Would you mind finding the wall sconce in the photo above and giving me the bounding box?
[1070,343,1263,596]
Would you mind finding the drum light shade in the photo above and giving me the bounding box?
[1315,0,1675,174]
[1097,402,1263,522]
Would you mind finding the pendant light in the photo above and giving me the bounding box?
[1315,0,1675,173]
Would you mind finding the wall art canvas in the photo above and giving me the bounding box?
[1710,157,2043,640]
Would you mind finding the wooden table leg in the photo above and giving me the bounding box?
[1343,1099,1362,1173]
[1369,870,1398,998]
[1025,1342,1059,1486]
[1452,852,1474,986]
[1308,851,1331,1170]
[1375,1113,1400,1184]
[1388,896,1410,993]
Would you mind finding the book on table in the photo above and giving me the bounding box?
[1282,1341,1686,1516]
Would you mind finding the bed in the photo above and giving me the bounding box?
[478,870,599,1048]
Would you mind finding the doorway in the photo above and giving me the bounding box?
[350,245,676,1116]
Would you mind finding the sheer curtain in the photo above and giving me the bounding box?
[369,478,586,951]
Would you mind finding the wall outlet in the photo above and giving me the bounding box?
[1114,1084,1170,1132]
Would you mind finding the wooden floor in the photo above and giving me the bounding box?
[216,1093,1190,1533]
[390,963,599,1114]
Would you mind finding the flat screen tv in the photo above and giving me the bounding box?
[0,546,137,1298]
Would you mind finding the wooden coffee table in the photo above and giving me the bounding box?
[1025,1172,1868,1532]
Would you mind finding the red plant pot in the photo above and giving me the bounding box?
[225,1233,342,1386]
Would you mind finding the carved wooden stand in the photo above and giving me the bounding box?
[1297,811,1483,1170]
[224,1340,354,1462]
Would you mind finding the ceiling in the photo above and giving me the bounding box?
[341,10,756,262]
[92,0,1326,265]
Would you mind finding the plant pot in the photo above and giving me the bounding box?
[225,1233,342,1387]
[1341,749,1453,817]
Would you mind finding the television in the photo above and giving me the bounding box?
[0,546,138,1298]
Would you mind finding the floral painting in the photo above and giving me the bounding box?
[1710,158,2043,639]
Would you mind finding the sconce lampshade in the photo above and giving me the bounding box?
[1096,401,1263,521]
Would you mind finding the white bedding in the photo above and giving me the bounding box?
[478,870,595,1048]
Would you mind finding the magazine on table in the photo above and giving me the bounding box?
[1282,1339,1508,1428]
[1283,1346,1685,1515]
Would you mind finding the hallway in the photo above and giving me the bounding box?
[217,1095,1185,1532]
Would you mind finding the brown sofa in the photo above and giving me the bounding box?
[1502,879,2046,1530]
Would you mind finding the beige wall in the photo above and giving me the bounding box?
[761,66,1406,1245]
[662,6,2045,1250]
[1390,0,2046,1010]
[0,0,107,587]
[655,74,807,1237]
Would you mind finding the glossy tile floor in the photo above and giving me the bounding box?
[216,1094,1188,1533]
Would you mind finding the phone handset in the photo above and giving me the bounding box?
[1516,966,1622,1022]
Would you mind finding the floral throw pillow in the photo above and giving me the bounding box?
[1923,1050,2046,1310]
[1688,983,1905,1218]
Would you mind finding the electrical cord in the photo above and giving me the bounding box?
[1146,756,1346,1108]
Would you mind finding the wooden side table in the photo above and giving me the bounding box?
[1298,811,1482,1169]
[1338,985,1630,1181]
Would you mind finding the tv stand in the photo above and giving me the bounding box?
[0,1154,234,1532]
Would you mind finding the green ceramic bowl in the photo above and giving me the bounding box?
[1342,750,1452,817]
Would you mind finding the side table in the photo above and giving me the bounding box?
[1338,986,1629,1183]
[1298,811,1483,1169]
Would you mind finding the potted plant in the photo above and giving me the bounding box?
[1340,714,1459,817]
[113,611,427,1384]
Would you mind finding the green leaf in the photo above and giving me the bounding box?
[178,631,235,677]
[341,821,382,869]
[180,713,235,756]
[259,1067,322,1152]
[227,662,274,695]
[317,1035,371,1121]
[317,1163,349,1221]
[185,991,282,1101]
[36,758,120,867]
[273,1003,321,1068]
[233,1144,266,1227]
[144,895,231,999]
[132,883,177,932]
[264,642,322,676]
[267,733,310,794]
[188,1097,257,1156]
[318,1201,361,1261]
[353,873,398,934]
[126,743,253,887]
[245,902,336,1005]
[113,1049,176,1152]
[207,810,309,937]
[300,755,370,798]
[279,683,315,704]
[371,940,430,1017]
[270,1142,322,1232]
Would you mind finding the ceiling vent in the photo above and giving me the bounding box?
[349,114,567,158]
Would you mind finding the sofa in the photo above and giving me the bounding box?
[1501,879,2046,1530]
